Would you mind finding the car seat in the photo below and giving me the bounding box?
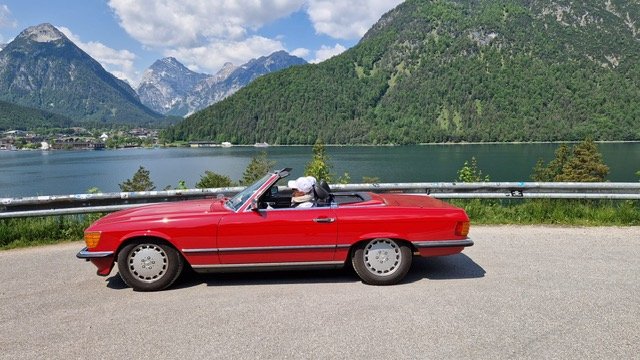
[313,180,333,206]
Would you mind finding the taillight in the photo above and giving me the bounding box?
[455,221,470,237]
[84,232,101,248]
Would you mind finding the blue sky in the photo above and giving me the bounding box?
[0,0,404,86]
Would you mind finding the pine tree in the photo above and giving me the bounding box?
[119,166,156,191]
[195,171,234,188]
[304,139,333,182]
[240,152,275,185]
[556,139,609,182]
[531,144,571,181]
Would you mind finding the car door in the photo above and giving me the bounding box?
[217,207,338,264]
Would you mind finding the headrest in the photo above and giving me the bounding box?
[314,180,331,200]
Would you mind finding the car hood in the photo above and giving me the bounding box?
[91,199,231,226]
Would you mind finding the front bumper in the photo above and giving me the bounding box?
[76,247,114,259]
[77,247,115,276]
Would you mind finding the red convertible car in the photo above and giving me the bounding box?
[78,168,473,291]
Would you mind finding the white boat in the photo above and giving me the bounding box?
[221,142,232,147]
[254,142,269,148]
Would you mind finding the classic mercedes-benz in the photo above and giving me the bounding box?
[77,168,473,291]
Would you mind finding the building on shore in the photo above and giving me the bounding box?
[51,137,105,150]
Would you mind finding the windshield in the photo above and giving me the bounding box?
[225,174,272,211]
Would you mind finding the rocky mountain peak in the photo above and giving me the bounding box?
[138,52,306,116]
[0,23,159,124]
[212,62,238,81]
[17,23,66,43]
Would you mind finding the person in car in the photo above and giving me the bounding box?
[288,176,316,208]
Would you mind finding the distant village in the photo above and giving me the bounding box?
[0,128,159,151]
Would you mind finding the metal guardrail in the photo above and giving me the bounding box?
[1,182,639,219]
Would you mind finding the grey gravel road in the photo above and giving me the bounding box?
[0,226,638,359]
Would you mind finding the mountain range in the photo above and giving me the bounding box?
[0,23,305,128]
[0,23,161,125]
[137,51,306,116]
[164,0,640,144]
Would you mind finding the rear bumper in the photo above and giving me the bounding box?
[413,238,473,257]
[413,238,474,248]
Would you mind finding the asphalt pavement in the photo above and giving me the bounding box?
[0,225,638,359]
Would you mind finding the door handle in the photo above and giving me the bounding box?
[313,217,335,223]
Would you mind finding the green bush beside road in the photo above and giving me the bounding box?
[0,215,90,250]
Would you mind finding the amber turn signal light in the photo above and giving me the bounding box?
[84,232,101,248]
[455,221,470,237]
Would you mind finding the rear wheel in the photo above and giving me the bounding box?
[117,241,184,291]
[351,238,412,285]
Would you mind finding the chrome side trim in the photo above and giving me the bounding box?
[182,248,218,254]
[413,238,474,248]
[192,260,345,273]
[76,247,114,259]
[218,245,336,253]
[182,245,340,254]
[183,244,353,254]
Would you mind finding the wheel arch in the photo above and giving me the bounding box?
[114,233,180,260]
[347,237,418,259]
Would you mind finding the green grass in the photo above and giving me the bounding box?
[451,199,640,226]
[1,200,638,250]
[0,214,100,250]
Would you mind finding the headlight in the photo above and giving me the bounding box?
[84,232,101,248]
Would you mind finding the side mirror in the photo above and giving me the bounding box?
[250,198,260,211]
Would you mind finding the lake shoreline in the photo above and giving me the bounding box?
[3,140,640,152]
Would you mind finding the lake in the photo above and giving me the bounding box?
[1,143,639,198]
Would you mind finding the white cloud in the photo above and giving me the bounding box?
[311,43,346,63]
[108,0,306,47]
[59,27,139,85]
[165,36,284,73]
[105,0,405,73]
[307,0,404,39]
[0,4,16,28]
[291,47,310,58]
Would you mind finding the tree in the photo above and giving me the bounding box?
[532,139,609,182]
[119,166,155,191]
[196,171,234,189]
[304,139,333,182]
[531,144,571,181]
[457,157,490,182]
[239,152,276,185]
[556,139,609,182]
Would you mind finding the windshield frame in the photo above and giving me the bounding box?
[224,174,274,212]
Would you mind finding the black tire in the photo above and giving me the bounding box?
[351,238,412,285]
[117,241,184,291]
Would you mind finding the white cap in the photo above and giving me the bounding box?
[288,176,316,193]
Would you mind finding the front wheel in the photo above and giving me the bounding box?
[117,242,184,291]
[351,238,412,285]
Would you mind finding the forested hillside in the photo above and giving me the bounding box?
[164,0,640,144]
[0,101,72,130]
